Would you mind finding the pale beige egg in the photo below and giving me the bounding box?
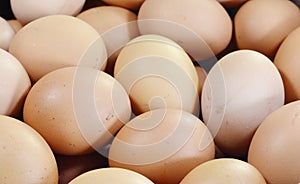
[0,16,15,50]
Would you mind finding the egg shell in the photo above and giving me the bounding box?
[180,158,266,184]
[9,14,107,83]
[56,151,109,184]
[0,16,15,50]
[248,100,300,184]
[77,6,140,75]
[23,66,131,155]
[0,115,58,184]
[201,50,285,157]
[11,0,86,24]
[114,34,199,115]
[234,0,300,59]
[7,19,23,32]
[69,167,154,184]
[109,108,215,184]
[0,48,31,118]
[138,0,232,60]
[274,26,300,103]
[101,0,145,11]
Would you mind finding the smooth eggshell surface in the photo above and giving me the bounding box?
[77,6,140,74]
[9,15,107,83]
[274,26,300,103]
[69,167,154,184]
[0,115,58,184]
[0,16,15,50]
[109,109,215,184]
[235,0,300,59]
[0,48,31,117]
[180,158,266,184]
[138,0,232,60]
[248,100,300,184]
[201,50,284,157]
[11,0,86,24]
[7,19,23,32]
[114,34,199,115]
[23,67,131,155]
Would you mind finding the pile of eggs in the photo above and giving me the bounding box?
[1,0,300,183]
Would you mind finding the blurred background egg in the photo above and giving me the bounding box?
[274,26,300,103]
[180,158,266,184]
[109,108,215,184]
[234,0,300,59]
[138,0,232,61]
[114,34,199,115]
[248,100,300,184]
[0,48,31,118]
[0,115,58,184]
[10,0,86,24]
[9,15,107,83]
[201,50,284,157]
[0,16,15,50]
[101,0,145,11]
[23,67,131,155]
[77,6,140,75]
[69,167,154,184]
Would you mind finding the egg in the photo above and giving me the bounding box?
[0,16,15,50]
[180,158,266,184]
[77,6,140,74]
[9,15,107,83]
[101,0,145,11]
[274,26,300,103]
[23,66,131,155]
[217,0,248,7]
[0,48,31,118]
[109,108,215,184]
[10,0,86,24]
[0,115,58,184]
[138,0,232,60]
[56,151,109,184]
[248,100,300,184]
[7,19,23,32]
[234,0,300,59]
[69,167,154,184]
[201,50,284,157]
[114,34,199,115]
[195,65,207,96]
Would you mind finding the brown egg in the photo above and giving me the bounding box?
[195,65,207,95]
[109,108,215,184]
[11,0,86,24]
[138,0,232,60]
[234,0,300,59]
[9,15,107,83]
[69,167,154,184]
[7,19,23,32]
[0,48,31,118]
[23,67,131,155]
[77,6,140,75]
[101,0,145,11]
[274,26,300,103]
[248,100,300,184]
[217,0,247,7]
[180,158,266,184]
[0,115,58,184]
[0,16,15,50]
[201,50,284,157]
[56,151,109,184]
[114,34,199,115]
